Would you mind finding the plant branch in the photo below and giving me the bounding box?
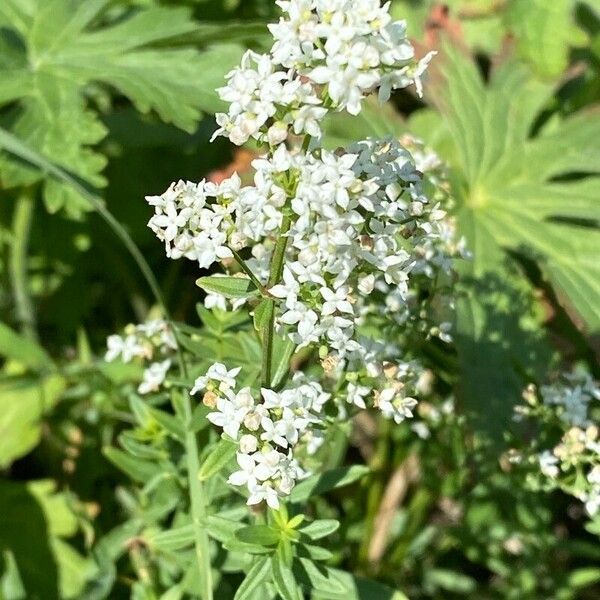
[229,246,268,295]
[10,191,38,342]
[261,214,292,387]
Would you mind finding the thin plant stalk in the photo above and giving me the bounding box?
[10,191,38,342]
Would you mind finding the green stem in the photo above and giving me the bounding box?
[10,192,38,342]
[180,391,213,600]
[261,214,292,387]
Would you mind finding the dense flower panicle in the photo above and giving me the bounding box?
[138,1,463,505]
[105,320,176,395]
[191,364,329,508]
[212,0,435,146]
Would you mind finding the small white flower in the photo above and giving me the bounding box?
[138,360,171,395]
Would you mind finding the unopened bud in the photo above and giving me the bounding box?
[202,391,217,408]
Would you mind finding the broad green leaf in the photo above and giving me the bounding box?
[299,519,339,541]
[0,375,66,467]
[290,465,369,503]
[196,275,259,299]
[0,321,55,372]
[198,438,237,481]
[234,557,271,600]
[235,525,281,547]
[0,0,243,216]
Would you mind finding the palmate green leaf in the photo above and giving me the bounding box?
[0,0,243,216]
[409,46,600,433]
[504,0,586,79]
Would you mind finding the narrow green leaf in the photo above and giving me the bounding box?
[148,407,185,442]
[567,568,600,589]
[235,525,281,547]
[0,322,54,372]
[198,438,237,481]
[299,519,339,540]
[272,552,301,600]
[196,275,258,299]
[293,559,347,594]
[203,515,242,543]
[102,447,161,483]
[234,557,271,600]
[290,465,369,503]
[297,544,333,561]
[253,298,272,333]
[271,335,295,389]
[149,525,195,552]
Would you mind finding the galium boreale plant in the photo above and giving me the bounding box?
[102,1,464,597]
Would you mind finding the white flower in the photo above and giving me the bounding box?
[138,360,171,395]
[346,383,370,409]
[538,450,559,479]
[191,363,241,395]
[228,452,273,488]
[320,286,354,316]
[105,334,142,363]
[247,481,280,509]
[378,388,418,423]
[207,395,247,440]
[239,434,259,454]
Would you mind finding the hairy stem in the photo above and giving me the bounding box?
[261,214,292,387]
[10,192,38,341]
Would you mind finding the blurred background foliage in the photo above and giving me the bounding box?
[0,0,599,598]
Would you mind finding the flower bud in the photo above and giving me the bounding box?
[244,411,262,431]
[267,122,289,146]
[203,391,218,408]
[358,273,375,294]
[239,434,258,454]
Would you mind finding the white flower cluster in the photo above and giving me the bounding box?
[212,0,434,146]
[540,373,600,427]
[515,374,600,516]
[146,139,458,360]
[144,2,459,437]
[191,363,329,508]
[105,320,176,395]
